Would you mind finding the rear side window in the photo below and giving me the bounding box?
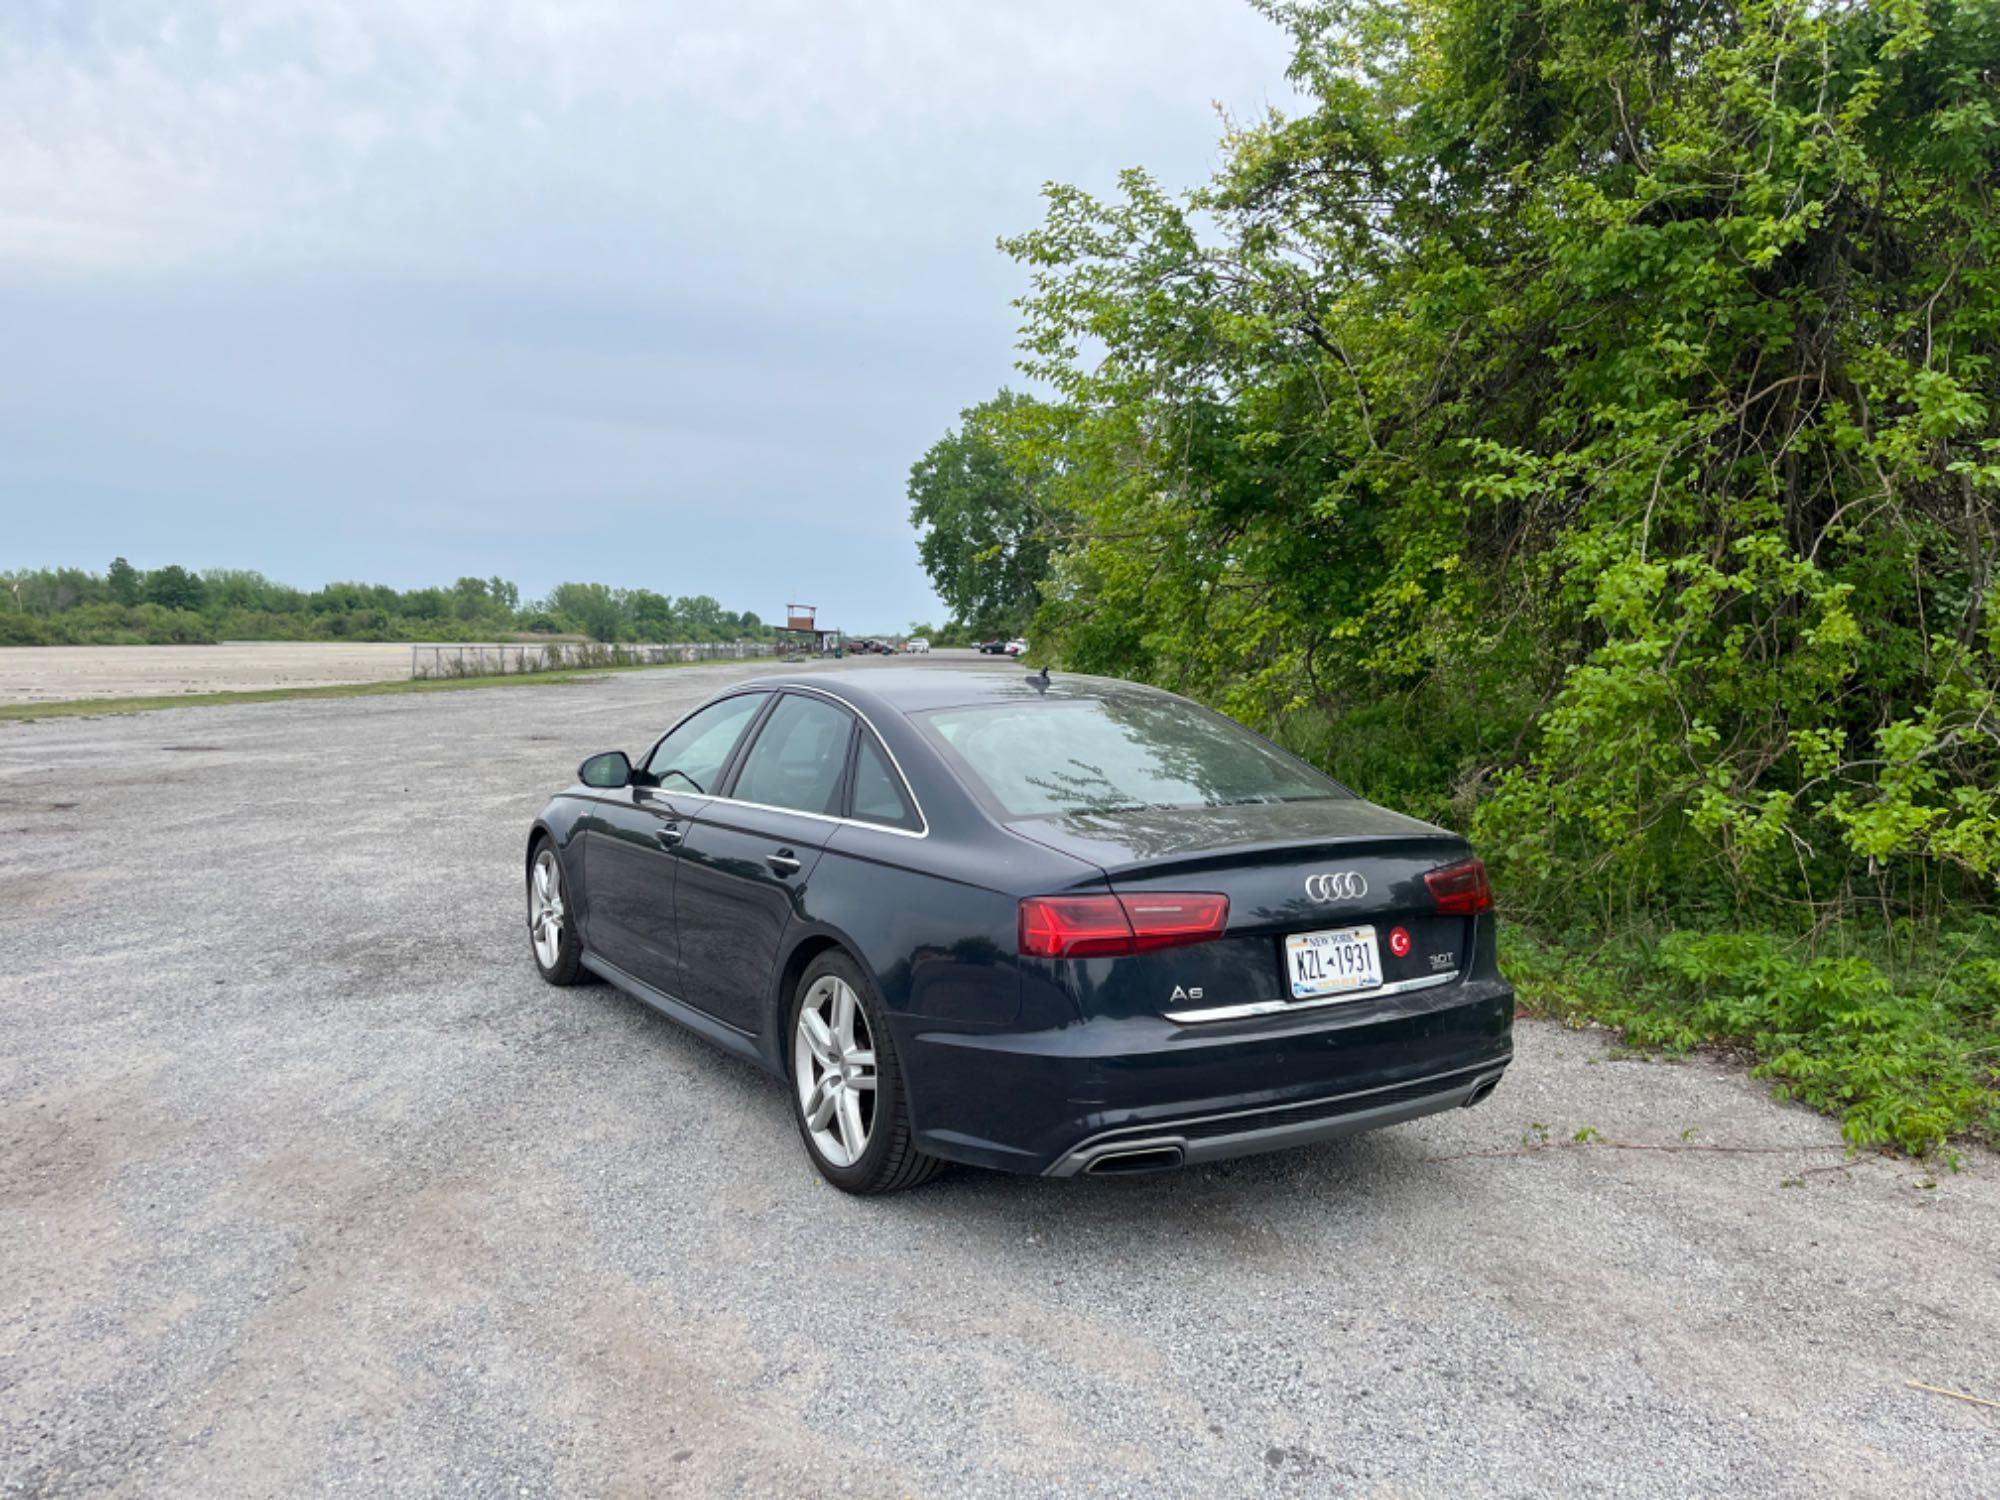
[918,696,1341,819]
[644,692,767,794]
[849,733,918,830]
[730,694,855,815]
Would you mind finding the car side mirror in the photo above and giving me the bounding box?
[578,750,633,789]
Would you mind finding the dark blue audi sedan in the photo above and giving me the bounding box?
[525,666,1513,1193]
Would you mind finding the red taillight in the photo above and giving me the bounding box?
[1018,892,1229,958]
[1425,858,1493,915]
[1123,893,1231,952]
[1018,895,1134,959]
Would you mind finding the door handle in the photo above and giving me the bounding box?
[654,819,684,847]
[766,849,801,876]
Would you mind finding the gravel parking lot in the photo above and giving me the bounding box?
[3,657,1997,1498]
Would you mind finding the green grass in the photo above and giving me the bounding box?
[1505,921,2000,1161]
[0,657,732,722]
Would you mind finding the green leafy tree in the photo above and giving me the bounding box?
[107,557,141,605]
[906,618,972,647]
[2,567,106,614]
[451,576,490,621]
[628,589,678,640]
[202,570,294,613]
[675,594,725,634]
[402,587,449,621]
[908,390,1061,637]
[550,581,624,642]
[995,0,2000,925]
[143,565,206,612]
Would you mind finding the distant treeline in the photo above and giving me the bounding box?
[0,560,773,647]
[900,619,976,648]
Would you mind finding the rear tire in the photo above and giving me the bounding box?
[527,839,586,986]
[788,951,943,1195]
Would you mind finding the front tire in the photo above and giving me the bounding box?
[527,839,586,986]
[788,952,942,1194]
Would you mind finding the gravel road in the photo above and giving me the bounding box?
[3,658,1997,1498]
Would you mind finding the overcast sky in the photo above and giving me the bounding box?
[0,1,1297,630]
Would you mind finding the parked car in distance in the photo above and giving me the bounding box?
[524,668,1513,1193]
[1003,638,1028,656]
[904,638,930,654]
[976,640,1009,654]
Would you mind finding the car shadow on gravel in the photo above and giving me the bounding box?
[575,972,1448,1234]
[897,1130,1441,1257]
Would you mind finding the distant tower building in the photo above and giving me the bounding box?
[783,603,836,655]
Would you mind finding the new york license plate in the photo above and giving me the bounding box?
[1285,925,1383,1000]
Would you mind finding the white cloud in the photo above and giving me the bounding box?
[0,0,1294,274]
[0,0,1299,625]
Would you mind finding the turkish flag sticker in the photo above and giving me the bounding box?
[1388,926,1412,958]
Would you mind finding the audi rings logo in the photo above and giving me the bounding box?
[1305,871,1368,902]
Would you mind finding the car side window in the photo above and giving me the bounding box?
[849,732,917,830]
[643,693,767,794]
[729,694,854,816]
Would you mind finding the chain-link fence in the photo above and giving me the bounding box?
[409,640,779,680]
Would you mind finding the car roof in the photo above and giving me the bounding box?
[732,666,1170,718]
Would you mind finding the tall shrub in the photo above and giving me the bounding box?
[1001,0,2000,923]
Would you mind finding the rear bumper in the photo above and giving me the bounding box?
[1044,1057,1506,1176]
[891,980,1514,1176]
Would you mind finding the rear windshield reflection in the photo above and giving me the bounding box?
[918,697,1343,819]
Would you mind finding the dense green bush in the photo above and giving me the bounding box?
[0,612,48,645]
[909,0,2000,1151]
[1,602,217,645]
[999,0,1999,921]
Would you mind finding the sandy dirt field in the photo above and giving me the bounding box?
[0,642,418,704]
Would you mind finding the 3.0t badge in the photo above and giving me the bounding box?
[1305,871,1367,901]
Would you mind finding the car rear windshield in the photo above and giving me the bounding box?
[917,697,1345,818]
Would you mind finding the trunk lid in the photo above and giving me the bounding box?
[1010,799,1476,1021]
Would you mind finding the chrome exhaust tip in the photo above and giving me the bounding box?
[1462,1074,1503,1109]
[1083,1144,1185,1176]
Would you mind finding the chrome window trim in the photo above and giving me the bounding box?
[693,793,927,840]
[1165,968,1458,1024]
[697,682,930,840]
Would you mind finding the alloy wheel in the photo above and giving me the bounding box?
[530,849,565,969]
[793,975,877,1167]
